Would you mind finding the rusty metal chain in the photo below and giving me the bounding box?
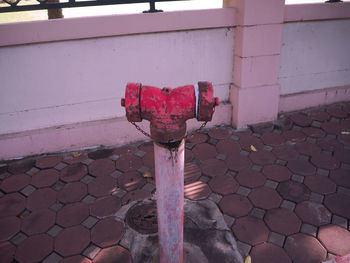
[131,122,152,139]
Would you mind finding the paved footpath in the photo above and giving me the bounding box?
[0,102,350,263]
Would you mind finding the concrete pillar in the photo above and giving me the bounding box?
[223,0,285,128]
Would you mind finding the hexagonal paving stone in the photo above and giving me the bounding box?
[251,243,291,263]
[318,137,343,152]
[36,156,62,169]
[311,153,340,170]
[91,218,124,248]
[219,194,252,217]
[289,113,312,127]
[294,141,321,156]
[302,127,326,138]
[272,145,299,161]
[88,149,114,160]
[142,153,154,168]
[93,245,132,263]
[115,155,143,173]
[0,241,16,263]
[117,171,146,192]
[318,225,350,255]
[277,181,311,203]
[232,216,269,245]
[21,209,56,235]
[55,225,90,257]
[327,105,347,118]
[8,159,35,174]
[60,163,87,183]
[225,154,252,172]
[321,122,341,135]
[238,134,264,151]
[113,145,137,156]
[285,233,326,263]
[283,131,307,144]
[324,193,350,218]
[265,208,301,235]
[192,143,217,161]
[200,158,227,177]
[27,188,57,211]
[89,158,115,177]
[216,139,241,155]
[61,255,91,263]
[208,175,239,195]
[208,127,231,139]
[57,182,88,204]
[56,202,89,227]
[261,132,284,146]
[249,150,276,165]
[287,159,316,176]
[90,196,122,217]
[121,189,151,205]
[0,173,31,193]
[88,175,118,198]
[236,169,266,188]
[0,216,20,241]
[31,169,59,188]
[295,201,331,226]
[304,176,336,194]
[187,133,208,144]
[308,109,330,122]
[184,163,201,185]
[63,152,88,164]
[184,181,211,200]
[330,168,350,188]
[339,133,350,145]
[0,193,26,218]
[248,187,282,209]
[334,148,350,164]
[15,234,53,263]
[262,164,292,182]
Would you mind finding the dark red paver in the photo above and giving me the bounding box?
[272,145,299,161]
[277,181,311,203]
[121,189,151,205]
[225,154,252,172]
[208,175,239,195]
[58,182,87,203]
[238,134,264,151]
[334,148,350,164]
[55,225,90,257]
[283,130,306,142]
[285,233,326,263]
[184,181,211,200]
[88,149,114,160]
[318,225,350,255]
[113,145,137,156]
[0,241,16,263]
[324,193,350,218]
[327,105,347,118]
[187,133,208,144]
[219,194,252,217]
[0,193,26,218]
[321,122,342,135]
[287,159,316,176]
[294,141,321,156]
[93,245,132,263]
[142,152,154,168]
[27,188,57,211]
[31,169,59,188]
[262,164,292,182]
[192,143,217,161]
[91,217,124,248]
[56,202,89,227]
[60,163,87,183]
[88,175,118,197]
[248,187,282,209]
[232,216,269,245]
[200,158,227,177]
[184,163,201,185]
[208,127,231,139]
[117,171,146,191]
[261,132,284,146]
[311,153,340,170]
[115,155,143,173]
[330,168,350,188]
[295,201,331,226]
[236,169,266,188]
[90,196,121,217]
[308,109,330,122]
[251,243,291,263]
[89,158,115,177]
[36,156,62,169]
[304,175,336,194]
[216,139,241,155]
[318,137,343,152]
[249,150,276,165]
[0,173,31,193]
[21,209,56,235]
[61,255,91,263]
[265,208,301,235]
[302,127,326,138]
[8,159,35,174]
[15,234,53,263]
[0,216,20,241]
[289,113,312,127]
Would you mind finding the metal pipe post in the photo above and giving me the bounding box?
[154,140,184,263]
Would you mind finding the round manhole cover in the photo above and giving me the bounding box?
[126,201,158,234]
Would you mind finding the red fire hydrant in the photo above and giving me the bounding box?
[121,81,218,263]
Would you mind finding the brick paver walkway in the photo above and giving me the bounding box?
[0,102,350,263]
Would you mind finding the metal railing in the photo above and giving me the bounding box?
[0,0,189,13]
